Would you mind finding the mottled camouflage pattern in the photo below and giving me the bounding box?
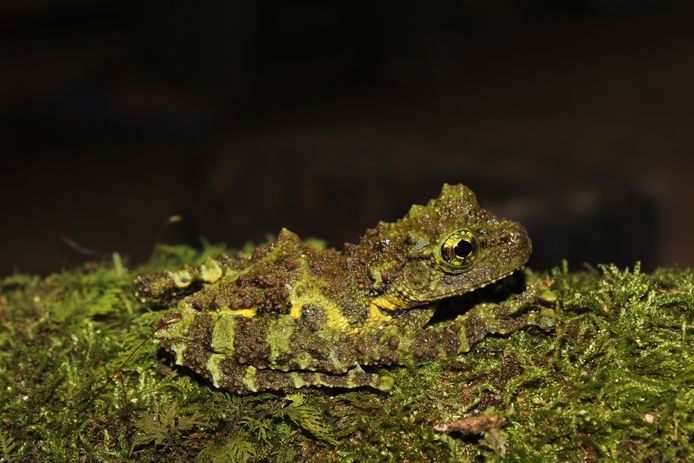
[136,184,552,393]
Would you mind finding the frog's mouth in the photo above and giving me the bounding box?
[432,266,524,302]
[414,266,525,306]
[424,268,528,324]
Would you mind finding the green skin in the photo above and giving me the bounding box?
[136,184,554,393]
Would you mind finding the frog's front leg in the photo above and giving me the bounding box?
[406,286,556,361]
[451,292,556,353]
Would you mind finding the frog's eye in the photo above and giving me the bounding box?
[437,229,479,273]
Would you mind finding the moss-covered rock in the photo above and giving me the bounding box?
[0,245,691,462]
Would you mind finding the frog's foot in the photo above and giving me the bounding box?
[458,304,556,346]
[443,287,557,354]
[206,360,393,393]
[135,258,225,304]
[491,283,558,316]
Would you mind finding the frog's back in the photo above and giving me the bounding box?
[186,229,323,316]
[136,228,343,319]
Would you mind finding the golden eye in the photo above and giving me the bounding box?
[437,229,478,273]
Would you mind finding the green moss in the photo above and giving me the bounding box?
[0,244,691,462]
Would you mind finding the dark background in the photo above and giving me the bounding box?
[1,0,693,275]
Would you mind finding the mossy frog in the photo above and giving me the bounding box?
[136,184,554,392]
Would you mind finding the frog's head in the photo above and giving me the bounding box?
[373,184,531,307]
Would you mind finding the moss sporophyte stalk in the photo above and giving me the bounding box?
[0,184,691,462]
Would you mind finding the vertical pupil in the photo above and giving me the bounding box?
[453,240,472,258]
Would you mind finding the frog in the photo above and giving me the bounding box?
[135,184,555,393]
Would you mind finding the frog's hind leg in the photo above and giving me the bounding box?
[135,257,230,304]
[206,358,394,393]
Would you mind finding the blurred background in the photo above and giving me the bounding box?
[1,0,693,275]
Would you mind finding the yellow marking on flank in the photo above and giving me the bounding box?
[289,304,302,319]
[365,303,394,326]
[370,295,407,310]
[288,297,349,331]
[324,304,350,331]
[285,253,349,332]
[230,308,257,318]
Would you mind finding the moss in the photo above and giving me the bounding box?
[0,244,691,462]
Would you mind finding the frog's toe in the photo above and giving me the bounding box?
[533,308,557,331]
[215,365,395,393]
[374,375,394,392]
